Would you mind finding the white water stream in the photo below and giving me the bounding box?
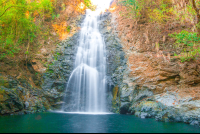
[62,0,113,113]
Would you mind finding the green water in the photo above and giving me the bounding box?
[0,112,199,133]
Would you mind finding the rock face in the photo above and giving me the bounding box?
[102,9,200,127]
[41,32,81,110]
[41,15,85,110]
[132,97,200,127]
[99,12,127,113]
[0,74,50,115]
[98,10,200,127]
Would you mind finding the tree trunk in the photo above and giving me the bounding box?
[192,0,200,35]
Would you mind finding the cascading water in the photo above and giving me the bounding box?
[62,1,113,113]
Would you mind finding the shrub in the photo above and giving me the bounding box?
[84,0,95,11]
[169,30,200,62]
[119,0,144,19]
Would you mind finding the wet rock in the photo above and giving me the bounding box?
[190,120,199,126]
[99,12,127,111]
[120,90,133,102]
[25,101,29,108]
[198,115,200,121]
[41,18,82,108]
[174,116,183,122]
[140,112,148,119]
[0,75,9,88]
[182,116,191,124]
[120,102,130,114]
[133,89,154,102]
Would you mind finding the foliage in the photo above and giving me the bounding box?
[119,0,144,19]
[170,31,200,46]
[169,30,200,62]
[118,0,198,24]
[0,0,54,60]
[148,1,173,23]
[118,0,200,62]
[0,89,5,94]
[47,63,54,73]
[172,2,196,24]
[84,0,91,7]
[66,26,71,33]
[84,0,95,11]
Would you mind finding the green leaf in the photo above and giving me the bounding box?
[25,51,29,55]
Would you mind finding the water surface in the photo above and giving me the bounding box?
[0,113,200,133]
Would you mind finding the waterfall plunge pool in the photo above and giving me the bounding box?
[0,112,200,133]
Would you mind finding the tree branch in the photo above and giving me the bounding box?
[0,0,9,7]
[191,0,200,36]
[192,0,199,13]
[0,6,26,18]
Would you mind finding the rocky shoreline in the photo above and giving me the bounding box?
[133,95,200,126]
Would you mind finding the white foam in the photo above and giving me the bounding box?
[50,110,114,115]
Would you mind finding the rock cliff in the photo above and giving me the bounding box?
[100,8,200,127]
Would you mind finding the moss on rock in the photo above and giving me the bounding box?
[0,76,9,88]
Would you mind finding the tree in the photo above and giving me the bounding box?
[191,0,200,35]
[0,0,53,60]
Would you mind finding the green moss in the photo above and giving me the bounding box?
[48,70,54,74]
[0,76,9,88]
[140,101,156,106]
[11,88,17,93]
[112,100,117,107]
[84,0,96,11]
[0,89,6,101]
[0,89,5,94]
[56,52,61,56]
[66,26,71,33]
[112,86,119,110]
[43,101,51,110]
[112,86,119,100]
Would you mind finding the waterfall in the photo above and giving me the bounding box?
[62,2,112,113]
